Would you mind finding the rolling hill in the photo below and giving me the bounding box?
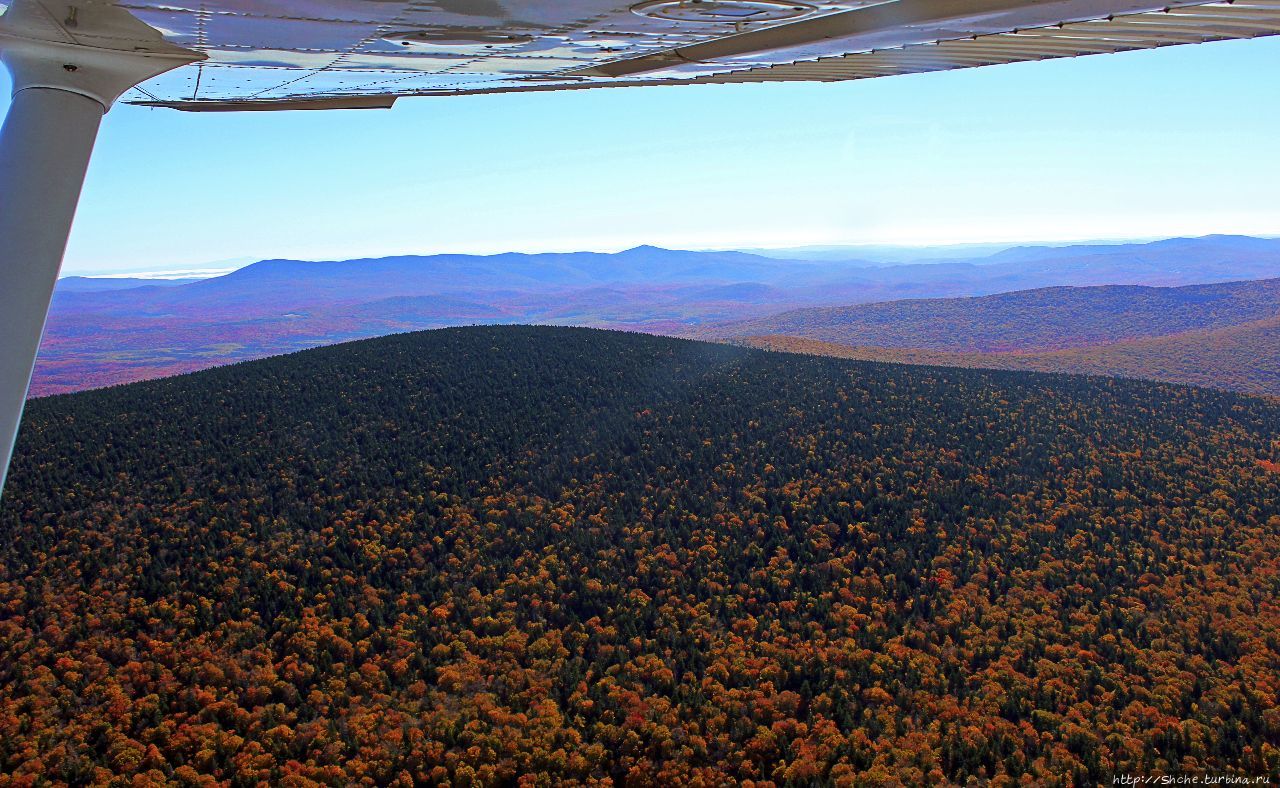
[714,277,1280,353]
[719,277,1280,397]
[3,326,1279,783]
[740,316,1280,398]
[34,235,1280,396]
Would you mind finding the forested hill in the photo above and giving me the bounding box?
[743,315,1280,399]
[713,277,1280,353]
[3,326,1280,784]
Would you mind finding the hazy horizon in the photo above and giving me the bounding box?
[60,232,1277,280]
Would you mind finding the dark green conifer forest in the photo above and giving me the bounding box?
[1,326,1278,785]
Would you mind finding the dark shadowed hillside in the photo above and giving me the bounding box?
[3,327,1279,784]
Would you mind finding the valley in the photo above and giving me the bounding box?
[35,235,1280,397]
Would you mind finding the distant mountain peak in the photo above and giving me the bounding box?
[618,244,673,255]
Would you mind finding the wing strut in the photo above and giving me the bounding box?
[0,0,200,498]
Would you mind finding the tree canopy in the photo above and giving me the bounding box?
[2,326,1278,785]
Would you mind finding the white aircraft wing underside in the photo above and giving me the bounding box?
[6,0,1280,108]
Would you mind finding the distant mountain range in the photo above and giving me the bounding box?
[34,234,1280,396]
[741,235,1280,265]
[56,276,202,292]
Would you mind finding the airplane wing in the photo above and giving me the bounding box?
[104,0,1280,111]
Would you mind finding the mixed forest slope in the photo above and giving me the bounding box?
[3,326,1280,784]
[743,314,1280,398]
[715,278,1280,353]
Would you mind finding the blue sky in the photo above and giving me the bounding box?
[3,35,1278,276]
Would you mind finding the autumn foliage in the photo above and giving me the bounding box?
[2,326,1278,785]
